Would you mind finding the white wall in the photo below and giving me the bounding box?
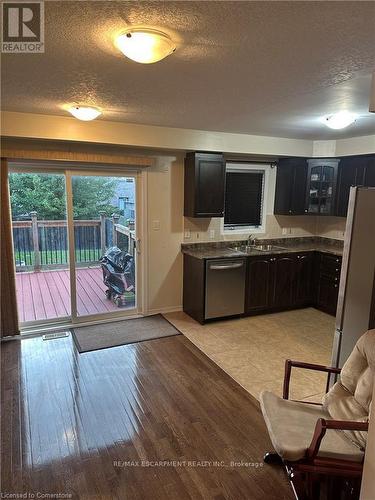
[336,135,375,157]
[3,111,373,157]
[146,155,184,314]
[1,111,314,157]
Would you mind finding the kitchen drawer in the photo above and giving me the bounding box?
[320,253,342,277]
[316,275,340,316]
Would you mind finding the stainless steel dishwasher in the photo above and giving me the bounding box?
[205,258,246,320]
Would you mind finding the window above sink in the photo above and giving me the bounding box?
[222,162,272,235]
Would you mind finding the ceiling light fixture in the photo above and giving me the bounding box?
[67,106,102,121]
[324,111,358,130]
[115,28,176,64]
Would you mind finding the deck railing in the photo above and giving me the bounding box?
[13,212,135,271]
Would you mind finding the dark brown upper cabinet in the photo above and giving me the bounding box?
[335,156,375,217]
[184,152,226,218]
[274,158,308,215]
[305,159,339,215]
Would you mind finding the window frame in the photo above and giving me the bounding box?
[221,162,270,235]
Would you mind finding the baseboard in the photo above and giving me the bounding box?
[146,305,182,316]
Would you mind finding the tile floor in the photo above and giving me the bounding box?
[164,308,335,402]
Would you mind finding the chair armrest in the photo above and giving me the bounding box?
[283,359,342,400]
[307,418,369,459]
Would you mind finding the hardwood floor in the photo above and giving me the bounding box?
[1,334,293,499]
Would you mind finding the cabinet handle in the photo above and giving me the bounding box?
[336,268,339,272]
[289,210,292,214]
[336,259,340,263]
[305,209,308,213]
[334,284,338,288]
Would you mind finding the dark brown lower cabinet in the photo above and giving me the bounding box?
[245,257,273,312]
[183,251,342,323]
[316,275,339,316]
[183,254,205,324]
[294,253,314,306]
[246,251,340,316]
[315,252,341,316]
[271,255,295,309]
[246,253,296,314]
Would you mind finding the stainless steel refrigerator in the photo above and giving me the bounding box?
[331,186,375,368]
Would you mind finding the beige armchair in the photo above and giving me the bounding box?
[260,330,374,499]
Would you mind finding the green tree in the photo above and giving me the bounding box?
[72,176,118,219]
[9,173,119,220]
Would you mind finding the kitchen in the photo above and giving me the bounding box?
[163,152,375,401]
[1,1,375,498]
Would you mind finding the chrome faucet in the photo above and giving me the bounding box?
[247,234,256,246]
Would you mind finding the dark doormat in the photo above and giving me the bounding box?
[72,314,181,353]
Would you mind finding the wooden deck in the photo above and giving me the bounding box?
[16,267,135,322]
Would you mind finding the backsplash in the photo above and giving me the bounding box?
[315,216,346,240]
[183,214,346,243]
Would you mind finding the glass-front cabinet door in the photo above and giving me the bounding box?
[305,159,339,215]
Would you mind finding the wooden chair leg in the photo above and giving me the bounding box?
[307,472,321,500]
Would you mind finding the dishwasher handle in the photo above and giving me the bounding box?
[209,262,244,270]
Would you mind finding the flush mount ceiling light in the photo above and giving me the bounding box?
[324,111,358,130]
[67,106,102,121]
[115,28,176,64]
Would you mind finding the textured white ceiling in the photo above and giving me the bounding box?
[2,1,375,140]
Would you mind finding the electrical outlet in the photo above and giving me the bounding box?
[282,228,288,235]
[184,230,191,239]
[209,229,215,239]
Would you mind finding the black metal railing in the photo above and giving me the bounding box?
[12,212,135,271]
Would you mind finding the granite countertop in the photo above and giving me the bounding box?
[181,237,343,260]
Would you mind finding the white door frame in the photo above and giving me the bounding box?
[8,162,147,332]
[65,168,145,324]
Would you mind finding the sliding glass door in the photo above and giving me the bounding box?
[69,173,137,319]
[9,166,141,328]
[9,170,71,323]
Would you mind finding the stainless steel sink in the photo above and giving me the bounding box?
[253,244,287,252]
[230,245,253,252]
[230,244,287,253]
